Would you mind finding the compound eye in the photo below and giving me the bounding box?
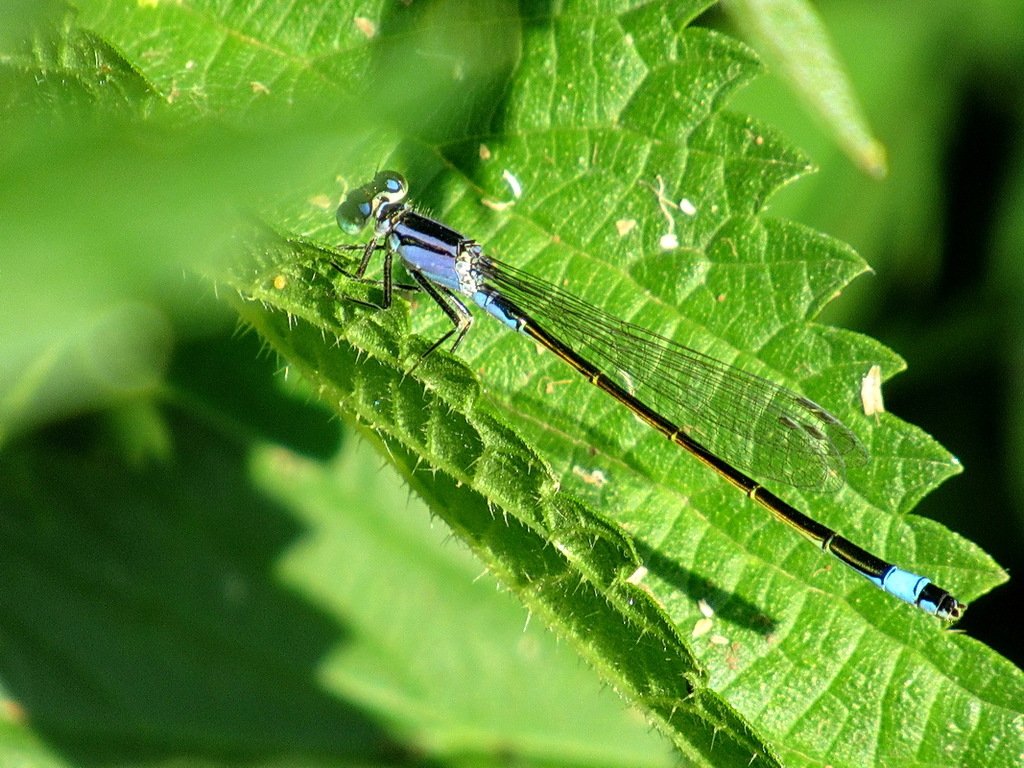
[375,170,407,202]
[336,189,374,234]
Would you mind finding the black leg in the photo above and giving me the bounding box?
[330,241,474,372]
[331,240,421,298]
[407,271,474,370]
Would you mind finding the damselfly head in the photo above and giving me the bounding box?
[336,171,408,234]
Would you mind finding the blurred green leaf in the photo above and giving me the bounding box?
[0,396,677,766]
[2,2,1021,767]
[722,0,887,177]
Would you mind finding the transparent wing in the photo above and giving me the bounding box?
[477,256,867,491]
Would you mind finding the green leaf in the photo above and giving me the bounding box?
[233,240,779,766]
[2,2,1021,767]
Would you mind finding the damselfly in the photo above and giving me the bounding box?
[332,170,963,621]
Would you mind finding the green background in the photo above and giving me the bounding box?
[1,1,1021,766]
